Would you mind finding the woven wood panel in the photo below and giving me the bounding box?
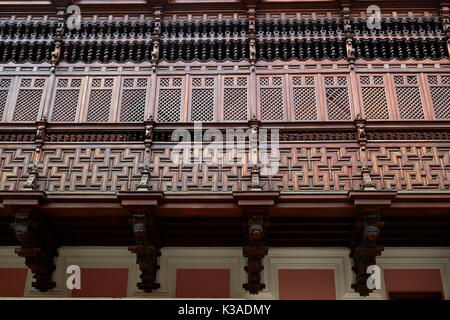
[259,76,285,121]
[324,76,351,121]
[393,75,425,120]
[0,78,11,121]
[291,75,317,121]
[360,75,390,120]
[428,75,450,119]
[51,78,83,122]
[223,76,248,121]
[157,77,183,122]
[12,78,46,122]
[190,77,215,122]
[86,78,115,123]
[119,77,149,122]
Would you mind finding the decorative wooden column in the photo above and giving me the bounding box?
[348,191,396,296]
[1,191,58,292]
[234,191,278,295]
[118,192,163,292]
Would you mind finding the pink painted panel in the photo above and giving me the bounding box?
[71,268,128,298]
[0,268,28,297]
[278,269,336,300]
[384,269,444,299]
[176,269,230,298]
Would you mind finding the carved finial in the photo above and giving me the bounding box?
[250,165,262,191]
[137,164,151,191]
[361,165,376,191]
[23,165,39,190]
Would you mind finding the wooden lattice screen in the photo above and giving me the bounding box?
[258,75,286,121]
[223,76,248,121]
[359,74,390,120]
[392,74,425,120]
[324,75,352,121]
[50,78,84,122]
[427,74,450,120]
[156,76,183,122]
[119,77,150,122]
[12,77,47,122]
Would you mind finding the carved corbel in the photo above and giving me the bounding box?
[2,192,58,292]
[128,211,160,292]
[250,165,262,191]
[234,192,278,295]
[118,192,163,292]
[348,191,396,297]
[243,207,268,294]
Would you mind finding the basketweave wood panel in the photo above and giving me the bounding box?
[189,76,217,122]
[156,76,185,122]
[0,78,13,122]
[367,145,450,190]
[10,77,47,122]
[322,75,352,121]
[257,75,287,121]
[49,77,86,123]
[39,146,144,192]
[118,77,151,123]
[426,74,450,120]
[222,75,249,122]
[289,75,319,121]
[0,146,35,191]
[83,77,117,123]
[391,74,426,120]
[358,74,391,120]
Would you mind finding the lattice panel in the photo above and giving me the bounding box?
[428,74,450,119]
[393,75,425,120]
[0,147,35,191]
[0,78,11,121]
[259,76,285,121]
[40,147,144,192]
[223,76,248,121]
[368,145,450,190]
[86,78,115,123]
[324,76,351,121]
[51,78,83,122]
[119,77,149,122]
[291,75,317,121]
[157,77,183,122]
[190,77,216,122]
[359,75,390,120]
[12,78,46,122]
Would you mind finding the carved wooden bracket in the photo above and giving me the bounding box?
[234,192,278,295]
[1,192,58,292]
[348,191,396,297]
[118,192,163,292]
